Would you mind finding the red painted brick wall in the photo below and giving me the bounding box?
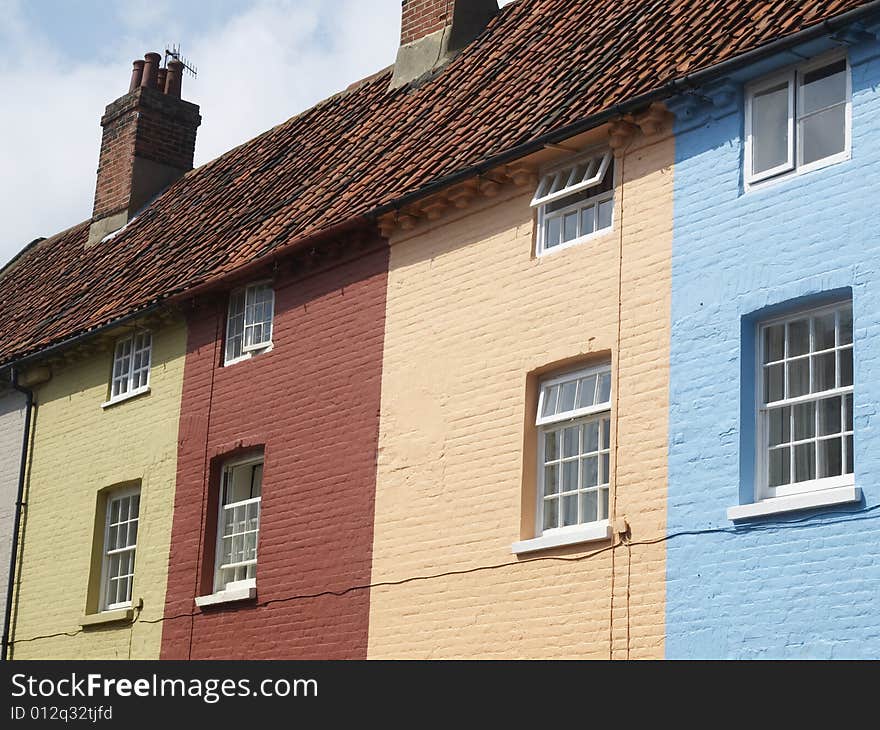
[400,0,450,45]
[160,242,388,659]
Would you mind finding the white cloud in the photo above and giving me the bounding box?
[0,0,517,267]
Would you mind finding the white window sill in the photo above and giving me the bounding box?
[224,342,273,367]
[195,582,256,608]
[745,150,851,192]
[727,485,861,521]
[511,521,612,555]
[102,386,150,409]
[79,607,133,627]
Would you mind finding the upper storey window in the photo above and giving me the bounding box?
[532,150,614,255]
[105,331,151,406]
[225,282,275,365]
[745,53,850,186]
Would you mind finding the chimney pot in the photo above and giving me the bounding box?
[156,67,168,93]
[140,52,161,89]
[165,60,184,99]
[128,59,145,92]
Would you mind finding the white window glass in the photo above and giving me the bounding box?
[214,457,263,592]
[101,488,139,611]
[760,302,854,497]
[532,150,614,254]
[747,54,850,185]
[799,58,848,165]
[243,284,274,351]
[537,365,612,533]
[225,283,274,364]
[110,332,151,400]
[752,81,792,176]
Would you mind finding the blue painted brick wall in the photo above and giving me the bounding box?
[666,32,880,658]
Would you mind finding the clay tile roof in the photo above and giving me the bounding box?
[0,0,875,365]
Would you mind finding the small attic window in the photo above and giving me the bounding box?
[531,150,615,255]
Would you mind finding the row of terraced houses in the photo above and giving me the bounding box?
[2,0,880,660]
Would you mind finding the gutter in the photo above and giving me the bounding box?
[2,369,34,661]
[369,0,880,219]
[3,1,880,371]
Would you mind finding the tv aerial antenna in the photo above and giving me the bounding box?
[164,44,198,79]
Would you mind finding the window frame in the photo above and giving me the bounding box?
[105,331,152,406]
[211,454,264,595]
[224,281,275,366]
[535,363,613,540]
[532,148,615,256]
[745,51,851,188]
[754,300,855,502]
[98,485,140,613]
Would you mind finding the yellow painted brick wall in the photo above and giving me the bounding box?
[368,128,673,658]
[10,317,186,659]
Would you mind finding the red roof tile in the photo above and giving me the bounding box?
[1,0,876,365]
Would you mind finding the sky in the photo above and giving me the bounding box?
[0,0,516,268]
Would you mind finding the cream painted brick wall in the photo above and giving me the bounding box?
[369,130,674,659]
[9,318,186,659]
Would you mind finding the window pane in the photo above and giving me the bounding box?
[813,312,836,351]
[812,351,835,393]
[541,385,560,418]
[559,380,577,413]
[584,421,599,453]
[769,447,790,487]
[801,60,846,114]
[582,456,598,487]
[581,491,598,524]
[845,393,853,432]
[818,397,841,436]
[788,358,809,398]
[846,435,854,474]
[563,212,578,242]
[752,82,790,174]
[601,418,610,450]
[800,104,846,165]
[793,401,815,441]
[601,453,609,484]
[543,499,559,531]
[544,431,558,461]
[580,206,595,236]
[598,199,613,230]
[576,375,597,408]
[597,372,611,404]
[765,363,784,403]
[562,427,579,458]
[839,347,853,387]
[562,460,578,492]
[764,324,785,363]
[818,438,843,478]
[599,487,609,520]
[544,465,559,496]
[546,216,562,249]
[788,319,810,357]
[839,307,853,344]
[562,496,578,527]
[769,406,791,446]
[794,442,816,483]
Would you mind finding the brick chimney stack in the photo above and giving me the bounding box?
[390,0,498,90]
[88,52,202,246]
